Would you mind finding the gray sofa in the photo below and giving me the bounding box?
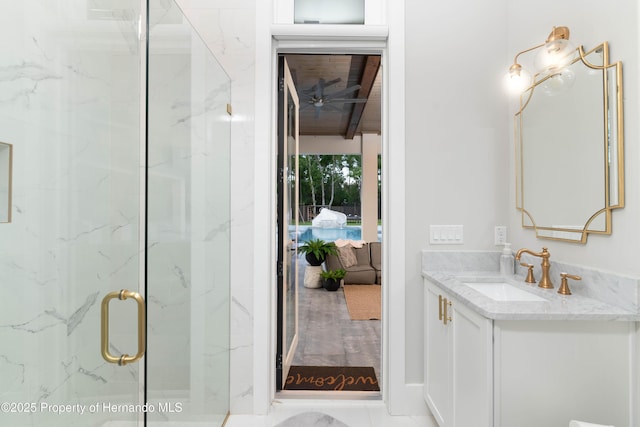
[325,242,381,285]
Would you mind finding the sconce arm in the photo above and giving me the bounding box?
[512,42,545,67]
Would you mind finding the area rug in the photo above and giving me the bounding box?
[343,284,381,320]
[284,366,380,391]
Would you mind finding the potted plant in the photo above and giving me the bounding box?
[319,268,346,291]
[298,238,337,266]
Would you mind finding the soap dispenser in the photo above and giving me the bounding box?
[500,243,514,276]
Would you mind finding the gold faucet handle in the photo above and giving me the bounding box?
[520,262,536,284]
[558,272,582,295]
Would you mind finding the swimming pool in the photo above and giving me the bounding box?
[294,226,381,243]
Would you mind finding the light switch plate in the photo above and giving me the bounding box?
[430,225,464,244]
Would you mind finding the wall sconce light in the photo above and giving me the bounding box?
[506,26,576,94]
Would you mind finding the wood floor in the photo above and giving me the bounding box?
[292,259,382,388]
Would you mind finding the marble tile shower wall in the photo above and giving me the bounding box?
[174,0,257,413]
[146,11,231,422]
[0,2,145,425]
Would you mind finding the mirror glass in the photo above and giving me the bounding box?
[515,43,623,243]
[0,142,12,223]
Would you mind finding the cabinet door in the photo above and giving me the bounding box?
[495,320,633,427]
[451,300,493,427]
[424,281,452,427]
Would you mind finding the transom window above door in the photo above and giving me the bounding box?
[294,0,365,24]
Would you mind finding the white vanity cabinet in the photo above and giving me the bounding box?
[494,320,635,427]
[424,280,493,427]
[424,277,638,427]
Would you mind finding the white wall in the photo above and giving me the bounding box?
[404,0,510,382]
[506,1,640,277]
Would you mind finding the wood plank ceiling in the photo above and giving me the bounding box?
[284,54,381,139]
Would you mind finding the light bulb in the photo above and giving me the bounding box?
[534,39,576,73]
[540,67,576,96]
[505,64,532,94]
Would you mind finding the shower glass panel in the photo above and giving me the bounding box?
[0,1,144,426]
[146,0,231,425]
[0,1,230,426]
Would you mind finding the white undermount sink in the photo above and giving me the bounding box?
[463,282,547,302]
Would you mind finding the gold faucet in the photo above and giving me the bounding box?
[515,247,553,289]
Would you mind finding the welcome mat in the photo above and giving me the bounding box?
[343,284,381,320]
[284,366,380,391]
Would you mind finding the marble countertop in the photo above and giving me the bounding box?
[422,270,640,321]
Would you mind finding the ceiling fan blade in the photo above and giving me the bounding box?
[314,78,326,98]
[314,106,322,119]
[327,98,368,103]
[324,84,361,99]
[302,81,321,96]
[323,77,342,88]
[321,104,344,113]
[303,77,346,99]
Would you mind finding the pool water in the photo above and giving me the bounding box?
[297,226,362,243]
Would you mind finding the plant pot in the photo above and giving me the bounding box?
[305,252,324,266]
[323,278,341,292]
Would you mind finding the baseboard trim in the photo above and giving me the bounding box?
[388,383,430,416]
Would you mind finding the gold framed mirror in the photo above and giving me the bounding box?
[515,42,623,243]
[0,141,12,223]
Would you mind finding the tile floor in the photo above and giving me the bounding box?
[224,402,438,427]
[292,259,382,386]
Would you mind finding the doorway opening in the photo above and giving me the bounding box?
[276,53,383,395]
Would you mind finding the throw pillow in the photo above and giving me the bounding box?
[337,245,358,268]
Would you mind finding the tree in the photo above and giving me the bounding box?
[304,155,317,209]
[299,154,362,212]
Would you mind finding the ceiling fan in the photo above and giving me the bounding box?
[300,77,367,118]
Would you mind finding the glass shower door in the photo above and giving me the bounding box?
[0,1,230,426]
[0,1,144,426]
[146,1,231,425]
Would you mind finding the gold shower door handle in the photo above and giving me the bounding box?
[101,289,146,366]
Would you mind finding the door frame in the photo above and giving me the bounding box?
[271,36,389,401]
[253,3,419,415]
[275,52,380,395]
[271,41,388,401]
[275,56,300,390]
